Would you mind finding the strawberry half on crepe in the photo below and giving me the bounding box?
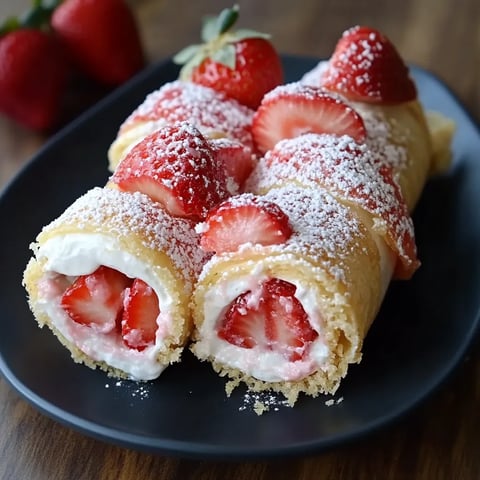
[321,25,417,104]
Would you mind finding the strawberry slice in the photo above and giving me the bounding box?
[111,122,229,220]
[252,83,366,154]
[199,194,292,253]
[264,279,318,361]
[121,278,160,350]
[60,266,132,333]
[218,291,269,349]
[218,278,318,361]
[322,26,417,104]
[208,137,256,193]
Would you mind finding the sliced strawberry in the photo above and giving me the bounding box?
[264,279,318,361]
[322,26,417,104]
[111,122,229,220]
[218,278,318,361]
[208,137,256,193]
[199,194,292,253]
[121,278,160,350]
[252,83,366,154]
[60,266,132,333]
[218,291,269,349]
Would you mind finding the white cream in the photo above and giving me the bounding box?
[35,233,176,380]
[195,270,330,383]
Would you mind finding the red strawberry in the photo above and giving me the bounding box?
[252,83,367,154]
[111,122,229,220]
[173,5,283,110]
[208,137,255,193]
[322,26,417,104]
[121,279,159,350]
[0,28,69,131]
[60,266,132,332]
[218,278,318,361]
[51,0,145,86]
[199,194,292,253]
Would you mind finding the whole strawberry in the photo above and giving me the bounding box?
[174,5,284,110]
[322,26,417,104]
[51,0,145,86]
[0,27,69,131]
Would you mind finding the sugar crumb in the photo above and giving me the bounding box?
[239,390,292,414]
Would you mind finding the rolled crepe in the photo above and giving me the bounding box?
[192,185,388,403]
[191,131,420,403]
[107,80,255,172]
[23,187,209,380]
[191,82,453,404]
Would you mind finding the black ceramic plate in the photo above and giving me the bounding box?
[0,56,479,460]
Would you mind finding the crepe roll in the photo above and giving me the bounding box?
[107,80,256,172]
[247,133,418,279]
[191,185,391,403]
[23,187,209,380]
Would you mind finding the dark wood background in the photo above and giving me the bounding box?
[0,0,479,478]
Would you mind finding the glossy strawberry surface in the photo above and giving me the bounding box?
[0,29,69,131]
[52,0,145,86]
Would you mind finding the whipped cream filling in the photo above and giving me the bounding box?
[34,233,176,380]
[195,267,330,383]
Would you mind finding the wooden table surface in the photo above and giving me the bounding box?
[1,0,479,478]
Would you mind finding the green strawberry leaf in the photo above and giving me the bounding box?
[178,49,209,80]
[201,5,239,42]
[201,15,218,42]
[211,44,236,69]
[173,44,203,65]
[216,4,239,35]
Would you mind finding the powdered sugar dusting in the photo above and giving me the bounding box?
[239,390,291,414]
[104,379,151,402]
[200,185,368,285]
[262,81,332,102]
[247,134,417,274]
[300,60,330,87]
[39,187,209,293]
[119,80,255,151]
[265,186,367,282]
[355,104,409,173]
